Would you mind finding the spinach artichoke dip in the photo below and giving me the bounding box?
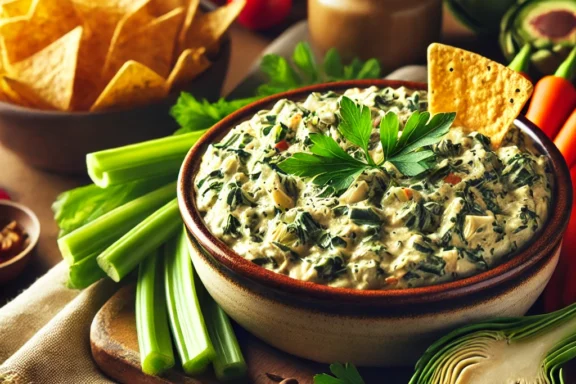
[194,86,551,290]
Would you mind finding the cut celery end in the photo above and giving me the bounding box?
[164,229,215,374]
[136,250,175,376]
[97,198,181,282]
[87,130,206,188]
[66,252,106,289]
[59,182,177,264]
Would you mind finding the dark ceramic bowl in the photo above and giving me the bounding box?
[0,200,40,284]
[0,35,230,174]
[178,80,572,366]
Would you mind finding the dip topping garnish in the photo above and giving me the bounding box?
[278,96,456,192]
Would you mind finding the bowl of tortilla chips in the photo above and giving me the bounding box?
[0,0,244,173]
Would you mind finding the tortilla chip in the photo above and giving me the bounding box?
[0,76,53,109]
[0,0,32,19]
[148,0,185,16]
[70,0,149,110]
[8,27,82,110]
[103,6,185,80]
[176,0,199,53]
[0,0,81,64]
[90,60,168,112]
[181,0,244,52]
[428,43,533,147]
[167,47,210,90]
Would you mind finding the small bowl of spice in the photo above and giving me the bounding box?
[0,200,40,284]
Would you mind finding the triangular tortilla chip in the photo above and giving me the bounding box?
[0,76,54,109]
[70,0,149,110]
[0,0,32,19]
[149,0,185,16]
[167,47,210,90]
[176,0,199,53]
[181,0,244,52]
[428,43,533,147]
[0,0,81,64]
[103,6,185,80]
[90,61,167,112]
[8,26,82,110]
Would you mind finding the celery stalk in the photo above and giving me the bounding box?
[164,229,215,374]
[97,198,181,282]
[136,249,175,375]
[67,252,106,289]
[87,130,207,188]
[199,283,247,380]
[58,182,176,264]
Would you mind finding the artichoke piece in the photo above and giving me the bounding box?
[410,303,576,384]
[500,0,576,75]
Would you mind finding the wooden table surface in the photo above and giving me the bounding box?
[0,6,482,304]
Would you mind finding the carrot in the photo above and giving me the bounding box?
[526,47,576,139]
[507,43,532,82]
[560,166,576,307]
[554,109,576,168]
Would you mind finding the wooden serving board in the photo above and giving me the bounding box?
[90,285,413,384]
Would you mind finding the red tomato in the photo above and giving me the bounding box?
[228,0,292,31]
[274,140,290,152]
[443,173,462,185]
[0,188,10,200]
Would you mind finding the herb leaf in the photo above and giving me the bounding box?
[389,150,435,176]
[339,96,373,163]
[258,54,302,95]
[293,42,318,83]
[323,48,344,80]
[314,363,365,384]
[379,111,399,160]
[395,112,456,156]
[357,59,381,79]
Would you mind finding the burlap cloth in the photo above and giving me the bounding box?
[0,66,427,384]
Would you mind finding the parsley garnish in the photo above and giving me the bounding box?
[314,363,366,384]
[278,96,456,191]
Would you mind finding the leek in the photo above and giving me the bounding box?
[67,252,106,289]
[97,198,181,282]
[198,281,247,380]
[87,130,207,188]
[136,249,175,375]
[410,303,576,384]
[58,182,176,264]
[164,229,215,374]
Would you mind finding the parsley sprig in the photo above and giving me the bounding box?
[314,363,366,384]
[278,96,456,192]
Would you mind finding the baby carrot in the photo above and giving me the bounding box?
[526,47,576,139]
[508,43,532,81]
[560,166,576,307]
[554,109,576,168]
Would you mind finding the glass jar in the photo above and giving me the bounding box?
[308,0,443,73]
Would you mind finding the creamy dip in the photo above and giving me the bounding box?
[194,87,551,289]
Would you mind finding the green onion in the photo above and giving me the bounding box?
[97,198,181,282]
[87,130,207,188]
[198,282,247,380]
[164,229,215,374]
[136,249,175,375]
[66,252,106,289]
[58,182,176,264]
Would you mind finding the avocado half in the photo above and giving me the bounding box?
[445,0,517,35]
[500,0,576,75]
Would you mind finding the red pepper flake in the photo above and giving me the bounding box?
[444,173,462,185]
[274,140,289,152]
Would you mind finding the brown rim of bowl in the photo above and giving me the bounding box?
[0,200,40,269]
[178,79,573,305]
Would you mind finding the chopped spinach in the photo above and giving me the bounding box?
[223,214,242,238]
[349,208,382,226]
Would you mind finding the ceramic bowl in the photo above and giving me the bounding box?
[178,80,572,366]
[0,200,40,284]
[0,30,230,174]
